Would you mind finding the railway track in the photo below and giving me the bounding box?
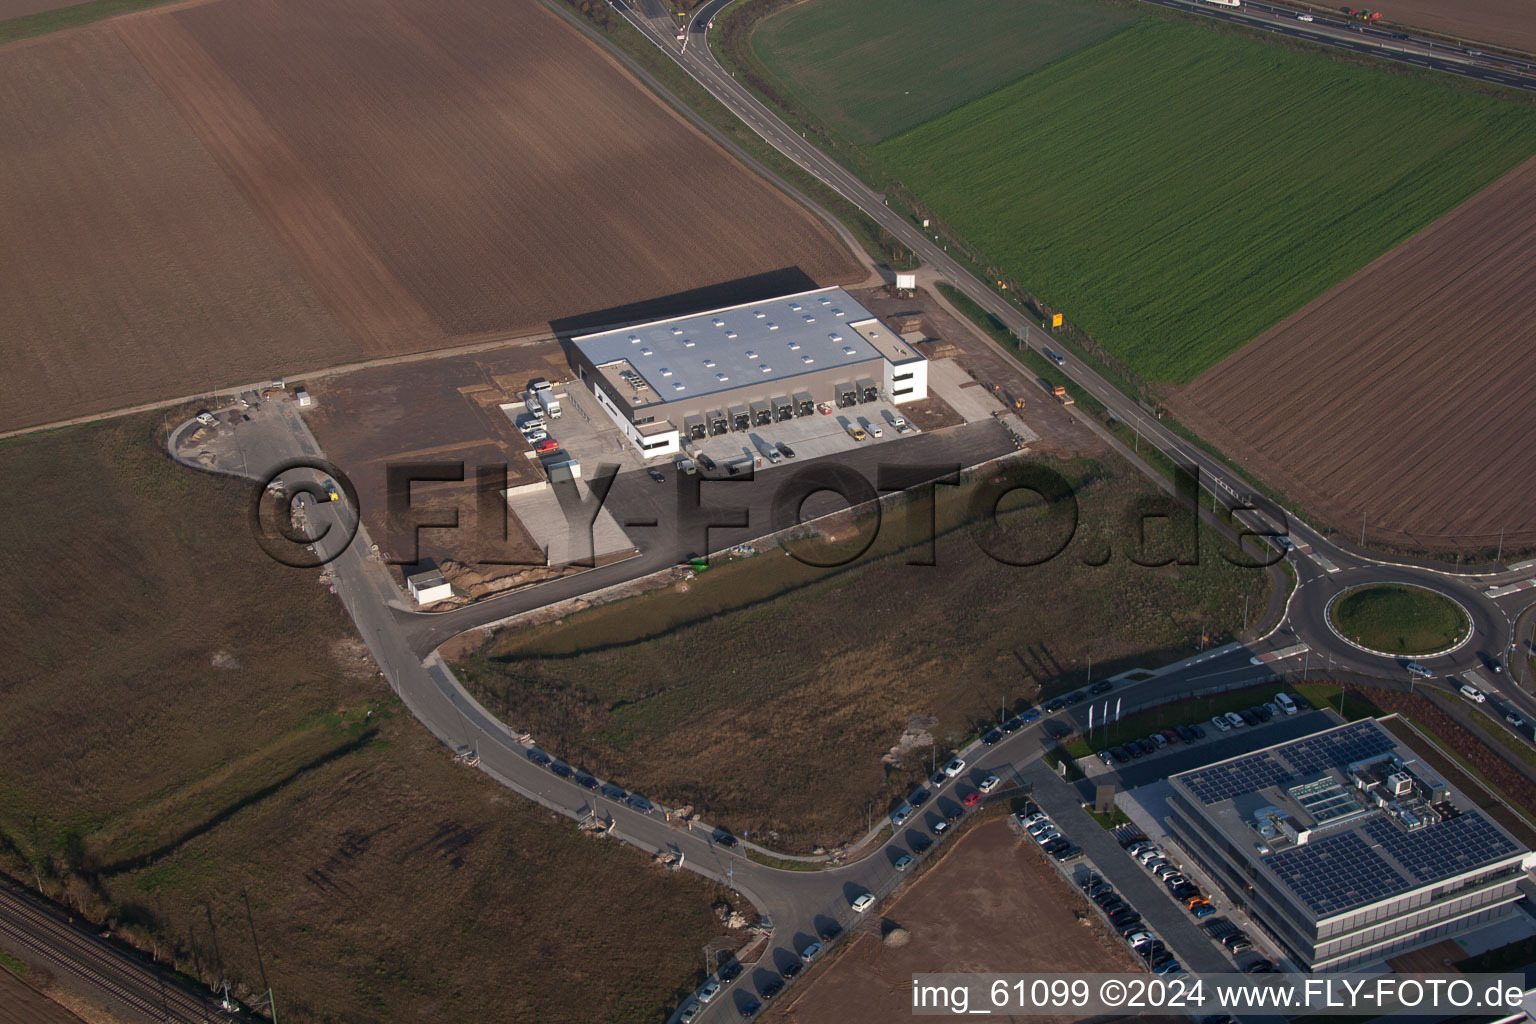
[0,881,238,1023]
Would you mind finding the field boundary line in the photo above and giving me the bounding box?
[0,329,556,444]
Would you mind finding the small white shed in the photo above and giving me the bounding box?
[406,569,452,606]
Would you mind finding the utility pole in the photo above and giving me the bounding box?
[1242,594,1250,634]
[1497,528,1504,564]
[1360,512,1366,548]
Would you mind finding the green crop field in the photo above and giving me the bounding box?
[749,0,1138,144]
[873,19,1536,383]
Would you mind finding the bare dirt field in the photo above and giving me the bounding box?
[1368,0,1536,54]
[772,818,1141,1023]
[1171,154,1536,555]
[303,342,574,589]
[125,0,862,342]
[0,24,359,433]
[1,0,860,435]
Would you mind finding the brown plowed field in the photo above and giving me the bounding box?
[143,0,862,338]
[0,0,860,434]
[0,25,360,433]
[1172,154,1536,554]
[1366,0,1536,55]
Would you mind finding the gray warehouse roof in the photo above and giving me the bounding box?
[1171,719,1528,919]
[571,287,884,407]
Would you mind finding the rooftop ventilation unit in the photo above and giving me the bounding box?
[753,311,766,318]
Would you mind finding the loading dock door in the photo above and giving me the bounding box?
[750,400,772,426]
[793,390,815,417]
[836,382,857,408]
[773,396,794,422]
[857,377,879,403]
[683,414,706,440]
[729,405,750,431]
[708,411,729,436]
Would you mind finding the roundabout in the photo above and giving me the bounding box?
[1326,582,1473,658]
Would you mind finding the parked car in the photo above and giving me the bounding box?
[1275,693,1298,715]
[626,794,655,812]
[1171,883,1200,901]
[890,806,911,827]
[893,854,913,871]
[1109,909,1141,927]
[1239,709,1260,726]
[851,892,876,912]
[1001,716,1023,733]
[1152,862,1178,879]
[1090,680,1113,695]
[574,772,599,790]
[909,787,930,808]
[800,942,822,962]
[1161,729,1181,745]
[535,439,560,453]
[1149,733,1168,749]
[679,1000,701,1022]
[943,757,966,777]
[776,442,797,459]
[1211,715,1232,733]
[1175,725,1197,744]
[962,790,982,807]
[932,820,951,837]
[781,961,802,981]
[1253,704,1274,722]
[818,922,842,942]
[1189,722,1207,739]
[759,979,783,1001]
[1042,837,1070,855]
[982,729,1003,746]
[717,960,742,982]
[1021,708,1042,723]
[1109,746,1130,763]
[600,782,626,800]
[979,775,1001,794]
[1225,712,1247,729]
[1126,931,1153,949]
[698,979,721,1003]
[1097,750,1115,766]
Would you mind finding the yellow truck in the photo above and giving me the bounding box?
[1052,385,1075,406]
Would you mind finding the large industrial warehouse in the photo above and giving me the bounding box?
[566,287,927,457]
[1164,719,1534,972]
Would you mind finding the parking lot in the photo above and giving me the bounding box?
[684,398,923,472]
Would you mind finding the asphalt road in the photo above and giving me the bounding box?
[160,5,1536,1013]
[611,0,1536,716]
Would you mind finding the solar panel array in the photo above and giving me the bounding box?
[1277,720,1397,777]
[1363,813,1520,883]
[1182,753,1293,805]
[1269,832,1409,915]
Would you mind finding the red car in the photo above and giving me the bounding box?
[534,439,559,453]
[962,790,981,807]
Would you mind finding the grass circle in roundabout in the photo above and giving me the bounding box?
[1328,583,1470,657]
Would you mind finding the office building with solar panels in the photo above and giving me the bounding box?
[1166,719,1533,971]
[567,287,928,458]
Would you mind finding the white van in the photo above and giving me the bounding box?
[1459,683,1487,703]
[1274,693,1298,716]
